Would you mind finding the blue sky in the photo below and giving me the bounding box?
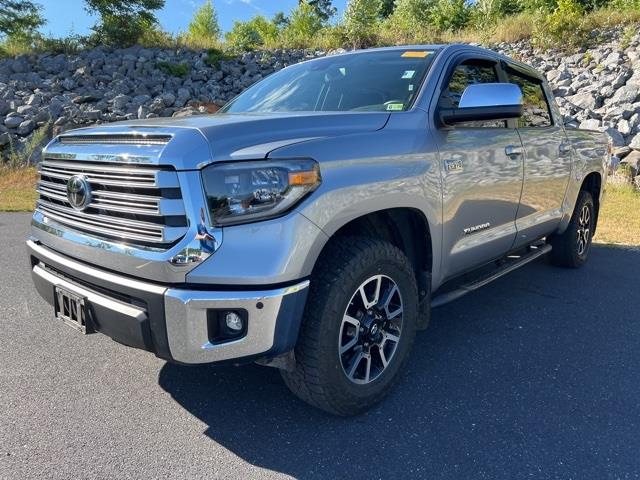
[38,0,349,37]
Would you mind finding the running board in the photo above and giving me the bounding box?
[431,243,552,308]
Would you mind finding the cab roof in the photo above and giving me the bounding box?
[325,44,545,82]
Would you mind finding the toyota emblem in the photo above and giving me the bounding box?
[66,175,92,211]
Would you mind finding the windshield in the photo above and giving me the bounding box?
[221,49,436,114]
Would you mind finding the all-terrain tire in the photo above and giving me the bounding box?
[549,190,595,268]
[281,236,419,416]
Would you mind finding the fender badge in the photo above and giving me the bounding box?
[445,159,463,172]
[464,223,491,235]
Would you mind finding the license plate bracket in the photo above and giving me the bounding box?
[54,286,95,334]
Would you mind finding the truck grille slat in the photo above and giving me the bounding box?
[36,180,184,216]
[37,202,165,242]
[39,160,177,188]
[37,157,188,247]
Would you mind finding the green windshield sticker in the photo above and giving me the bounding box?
[386,103,404,111]
[402,70,416,79]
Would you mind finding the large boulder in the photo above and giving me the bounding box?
[4,116,23,129]
[567,92,599,111]
[620,150,640,177]
[16,119,35,136]
[579,119,600,130]
[607,85,639,107]
[604,127,626,147]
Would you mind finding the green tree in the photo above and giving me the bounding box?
[391,0,436,31]
[379,0,396,17]
[225,21,262,51]
[188,0,221,44]
[300,0,336,22]
[273,11,290,28]
[611,0,640,9]
[0,0,45,39]
[533,0,589,47]
[343,0,381,48]
[285,1,325,46]
[474,0,523,20]
[429,0,471,31]
[390,0,472,32]
[225,15,278,51]
[523,0,610,11]
[85,0,165,46]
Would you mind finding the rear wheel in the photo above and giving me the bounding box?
[281,236,419,416]
[549,191,595,268]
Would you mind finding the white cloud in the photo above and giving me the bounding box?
[224,0,264,14]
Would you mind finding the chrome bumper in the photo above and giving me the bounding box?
[164,282,309,364]
[27,239,309,364]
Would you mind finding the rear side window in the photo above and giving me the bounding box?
[507,69,552,128]
[440,59,505,128]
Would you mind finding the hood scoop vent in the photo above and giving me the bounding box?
[59,134,172,146]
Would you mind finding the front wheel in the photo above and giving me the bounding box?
[281,237,419,416]
[549,190,595,268]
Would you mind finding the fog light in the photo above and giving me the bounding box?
[225,311,244,332]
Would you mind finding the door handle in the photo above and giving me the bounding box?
[559,143,572,155]
[505,145,523,158]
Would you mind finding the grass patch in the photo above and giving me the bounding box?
[0,167,38,212]
[204,48,234,67]
[4,122,51,169]
[156,61,190,77]
[594,184,640,247]
[371,9,640,51]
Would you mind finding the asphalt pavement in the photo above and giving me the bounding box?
[1,212,639,479]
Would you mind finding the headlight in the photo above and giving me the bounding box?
[201,159,321,226]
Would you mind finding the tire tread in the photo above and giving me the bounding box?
[281,236,418,416]
[549,190,594,268]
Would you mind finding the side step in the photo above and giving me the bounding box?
[431,243,552,308]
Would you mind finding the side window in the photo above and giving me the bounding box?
[507,69,552,128]
[440,59,505,128]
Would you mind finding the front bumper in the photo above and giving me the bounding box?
[27,239,309,365]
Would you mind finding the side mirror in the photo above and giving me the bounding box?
[439,83,523,125]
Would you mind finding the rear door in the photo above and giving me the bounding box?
[506,66,572,248]
[432,56,525,279]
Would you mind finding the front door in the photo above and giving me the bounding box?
[433,58,525,279]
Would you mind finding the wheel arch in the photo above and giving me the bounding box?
[580,171,602,234]
[557,169,603,236]
[311,207,434,302]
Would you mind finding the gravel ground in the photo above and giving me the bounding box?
[1,212,639,479]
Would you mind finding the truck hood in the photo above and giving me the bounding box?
[52,112,390,170]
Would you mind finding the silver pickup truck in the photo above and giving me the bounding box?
[27,44,609,415]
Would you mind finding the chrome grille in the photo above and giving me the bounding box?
[37,158,188,246]
[39,160,165,187]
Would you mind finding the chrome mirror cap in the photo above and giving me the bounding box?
[458,83,523,109]
[439,83,524,125]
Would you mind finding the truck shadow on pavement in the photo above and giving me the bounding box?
[158,245,640,479]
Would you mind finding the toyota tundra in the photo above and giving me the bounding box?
[27,45,610,415]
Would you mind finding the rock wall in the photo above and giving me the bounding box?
[0,48,322,162]
[1,27,639,173]
[494,26,640,175]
